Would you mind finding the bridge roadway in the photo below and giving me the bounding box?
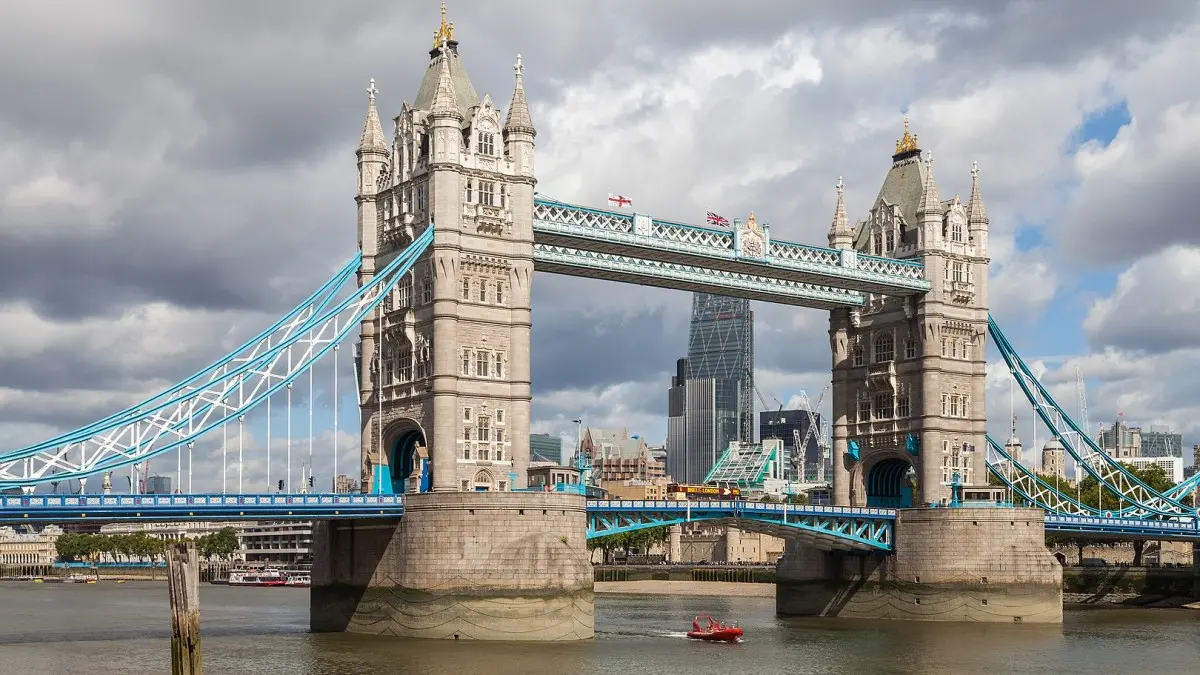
[2,494,1198,549]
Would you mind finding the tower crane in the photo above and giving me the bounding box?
[795,385,830,484]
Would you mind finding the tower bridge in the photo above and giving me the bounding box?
[3,4,1199,640]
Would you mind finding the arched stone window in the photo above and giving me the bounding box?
[472,470,495,492]
[874,332,895,363]
[852,344,865,367]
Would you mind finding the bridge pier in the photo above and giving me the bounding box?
[777,507,1062,623]
[310,492,594,640]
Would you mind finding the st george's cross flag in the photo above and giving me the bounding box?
[607,193,633,208]
[706,211,731,227]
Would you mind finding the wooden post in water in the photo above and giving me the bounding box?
[167,541,202,674]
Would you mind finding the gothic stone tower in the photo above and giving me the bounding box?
[826,120,991,507]
[355,11,535,495]
[316,8,593,641]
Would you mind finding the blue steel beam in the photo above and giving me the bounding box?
[1044,514,1200,542]
[586,500,896,552]
[533,198,931,297]
[0,493,404,523]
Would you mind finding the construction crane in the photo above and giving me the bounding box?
[794,384,829,484]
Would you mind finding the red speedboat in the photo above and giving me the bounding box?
[687,615,743,642]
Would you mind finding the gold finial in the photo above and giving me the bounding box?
[895,116,920,155]
[432,1,455,49]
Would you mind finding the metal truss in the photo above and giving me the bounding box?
[988,317,1197,517]
[985,435,1108,516]
[0,228,435,487]
[585,500,895,552]
[0,493,404,523]
[1044,514,1200,542]
[0,255,361,463]
[533,197,930,295]
[533,244,865,310]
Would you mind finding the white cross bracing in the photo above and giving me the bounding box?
[0,228,434,487]
[988,318,1197,517]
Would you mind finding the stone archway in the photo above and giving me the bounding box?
[381,417,428,495]
[864,456,916,508]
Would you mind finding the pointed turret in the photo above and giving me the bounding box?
[915,151,943,250]
[917,152,941,216]
[828,176,852,250]
[967,161,989,256]
[504,54,535,136]
[430,38,461,120]
[358,78,388,155]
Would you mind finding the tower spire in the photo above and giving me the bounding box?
[432,1,455,49]
[430,37,461,119]
[358,78,387,154]
[504,53,535,135]
[827,176,851,249]
[917,152,941,216]
[967,160,989,226]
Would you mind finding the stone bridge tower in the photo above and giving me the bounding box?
[826,120,991,507]
[355,9,535,494]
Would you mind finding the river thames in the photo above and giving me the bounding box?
[1,582,1198,674]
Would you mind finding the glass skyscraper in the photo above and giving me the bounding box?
[666,293,754,484]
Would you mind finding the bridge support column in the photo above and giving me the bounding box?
[310,492,594,640]
[777,508,1062,623]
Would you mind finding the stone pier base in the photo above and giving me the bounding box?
[311,492,594,640]
[777,507,1063,623]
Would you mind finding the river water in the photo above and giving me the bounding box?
[1,582,1198,674]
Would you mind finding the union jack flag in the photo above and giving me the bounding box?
[607,193,633,208]
[706,211,730,227]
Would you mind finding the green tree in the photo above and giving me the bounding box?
[206,527,240,561]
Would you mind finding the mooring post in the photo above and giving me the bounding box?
[167,541,202,674]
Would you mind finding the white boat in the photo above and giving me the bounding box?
[228,569,286,587]
[284,571,311,588]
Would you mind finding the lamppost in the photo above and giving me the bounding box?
[572,418,586,487]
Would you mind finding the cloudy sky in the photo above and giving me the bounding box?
[2,0,1199,493]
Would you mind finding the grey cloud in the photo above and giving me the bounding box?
[2,0,1198,459]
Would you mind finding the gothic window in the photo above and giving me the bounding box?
[476,351,490,377]
[397,342,412,383]
[873,332,894,363]
[479,281,488,303]
[897,384,911,418]
[852,344,865,367]
[873,392,893,419]
[951,217,963,242]
[962,396,971,418]
[478,131,495,156]
[463,407,472,422]
[415,181,428,212]
[398,275,412,308]
[463,425,472,441]
[421,277,432,305]
[494,352,504,378]
[498,481,507,491]
[462,277,471,300]
[885,230,894,254]
[479,181,496,207]
[461,349,471,376]
[952,261,966,282]
[463,446,471,460]
[461,479,469,490]
[873,230,883,256]
[857,396,871,422]
[500,184,508,209]
[477,417,491,442]
[495,282,505,305]
[419,133,429,160]
[961,340,971,361]
[465,179,473,203]
[496,428,505,444]
[381,350,395,385]
[903,338,917,359]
